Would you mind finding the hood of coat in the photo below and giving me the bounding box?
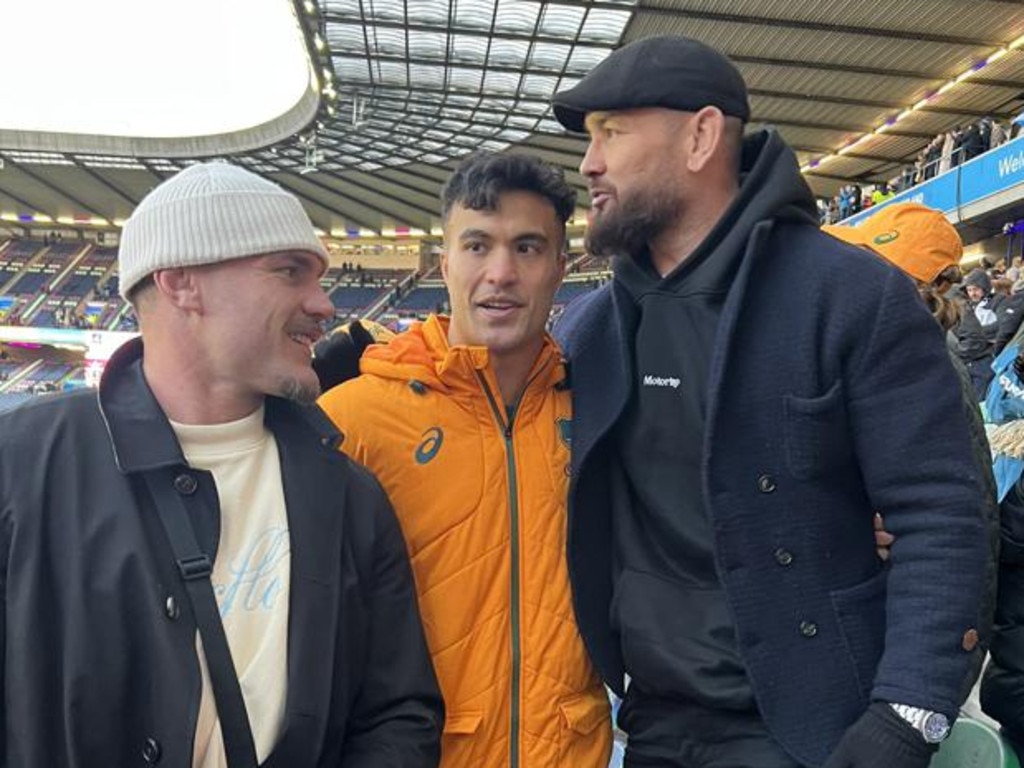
[359,313,567,396]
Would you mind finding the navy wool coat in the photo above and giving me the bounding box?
[555,220,991,767]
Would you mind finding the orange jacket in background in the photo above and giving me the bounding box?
[318,314,611,768]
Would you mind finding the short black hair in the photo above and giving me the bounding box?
[441,152,577,227]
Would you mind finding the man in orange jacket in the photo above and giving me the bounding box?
[318,152,612,768]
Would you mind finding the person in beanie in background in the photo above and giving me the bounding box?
[0,162,443,768]
[965,267,1002,330]
[550,35,991,768]
[319,152,613,768]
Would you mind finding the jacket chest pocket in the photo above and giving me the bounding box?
[783,381,853,480]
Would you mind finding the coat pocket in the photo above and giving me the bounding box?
[783,380,853,480]
[558,691,612,764]
[443,711,483,735]
[440,711,484,767]
[830,569,888,698]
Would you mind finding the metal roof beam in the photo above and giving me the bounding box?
[0,181,59,219]
[791,146,912,164]
[755,118,933,139]
[633,8,999,46]
[729,53,1024,89]
[0,155,109,221]
[750,88,1008,119]
[68,159,141,208]
[271,173,382,233]
[324,14,614,50]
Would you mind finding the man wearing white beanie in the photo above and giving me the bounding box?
[0,162,443,768]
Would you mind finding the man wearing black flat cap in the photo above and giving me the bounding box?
[550,35,992,768]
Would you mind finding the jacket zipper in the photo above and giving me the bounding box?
[476,371,523,768]
[475,361,552,768]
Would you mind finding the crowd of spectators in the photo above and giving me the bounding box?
[819,113,1021,225]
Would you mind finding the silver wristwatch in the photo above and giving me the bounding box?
[889,703,951,744]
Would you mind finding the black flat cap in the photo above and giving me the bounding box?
[552,35,750,133]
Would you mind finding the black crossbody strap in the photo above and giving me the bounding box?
[143,469,259,768]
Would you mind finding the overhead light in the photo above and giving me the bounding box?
[323,67,333,82]
[303,0,316,14]
[803,43,1023,177]
[314,34,325,52]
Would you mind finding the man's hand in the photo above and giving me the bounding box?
[874,513,895,561]
[822,703,936,768]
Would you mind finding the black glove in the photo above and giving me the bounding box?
[312,320,376,392]
[822,702,937,768]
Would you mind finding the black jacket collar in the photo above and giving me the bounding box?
[98,337,343,474]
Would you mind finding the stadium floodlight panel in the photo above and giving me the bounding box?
[1,0,313,139]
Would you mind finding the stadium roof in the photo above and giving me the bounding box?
[3,0,1024,236]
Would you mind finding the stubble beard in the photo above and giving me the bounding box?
[585,186,684,261]
[279,375,321,405]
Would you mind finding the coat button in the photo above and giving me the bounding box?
[409,380,427,395]
[962,628,979,652]
[757,474,777,493]
[773,547,794,566]
[799,621,818,638]
[173,473,197,495]
[164,595,180,620]
[142,737,162,764]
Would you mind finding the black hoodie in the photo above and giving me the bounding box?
[610,130,818,712]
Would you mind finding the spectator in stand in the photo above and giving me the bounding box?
[1008,257,1024,284]
[962,123,986,164]
[871,182,895,206]
[965,267,1003,330]
[940,128,958,174]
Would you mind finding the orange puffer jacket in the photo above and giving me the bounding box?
[318,314,611,768]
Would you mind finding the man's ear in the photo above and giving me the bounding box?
[152,268,202,312]
[684,106,727,175]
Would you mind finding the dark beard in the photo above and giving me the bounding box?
[585,187,683,261]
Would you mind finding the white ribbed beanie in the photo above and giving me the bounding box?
[118,161,329,300]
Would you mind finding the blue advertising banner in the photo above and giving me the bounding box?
[843,134,1024,227]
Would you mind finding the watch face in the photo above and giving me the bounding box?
[923,713,951,743]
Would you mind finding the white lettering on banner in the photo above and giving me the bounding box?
[643,374,681,389]
[999,373,1024,400]
[998,152,1024,178]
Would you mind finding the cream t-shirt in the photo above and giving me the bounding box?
[171,406,291,768]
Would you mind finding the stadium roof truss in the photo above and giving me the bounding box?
[3,0,1024,235]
